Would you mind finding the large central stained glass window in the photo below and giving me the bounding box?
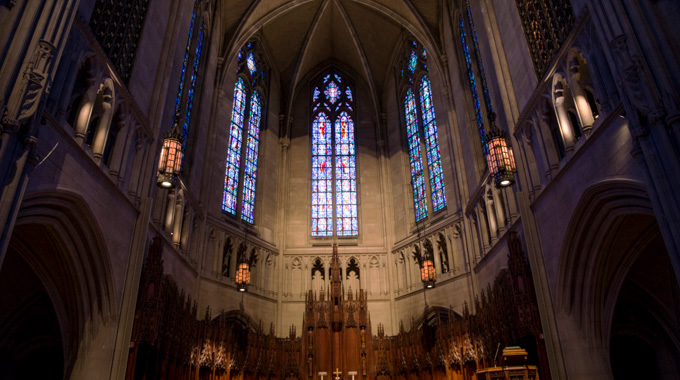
[311,72,358,237]
[399,39,447,222]
[222,41,266,224]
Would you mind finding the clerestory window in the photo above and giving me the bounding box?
[399,40,447,222]
[311,72,358,237]
[223,42,267,224]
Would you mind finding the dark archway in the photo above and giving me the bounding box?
[609,227,680,379]
[0,190,115,378]
[558,180,680,377]
[0,246,64,379]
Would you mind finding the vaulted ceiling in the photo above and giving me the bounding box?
[219,0,444,104]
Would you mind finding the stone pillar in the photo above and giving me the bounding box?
[92,87,114,162]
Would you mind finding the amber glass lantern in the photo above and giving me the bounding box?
[486,128,517,188]
[421,259,436,289]
[157,116,183,189]
[235,262,251,292]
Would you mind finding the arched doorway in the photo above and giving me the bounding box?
[558,181,680,378]
[0,240,64,378]
[608,219,680,379]
[0,191,115,379]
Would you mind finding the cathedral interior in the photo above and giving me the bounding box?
[1,0,680,379]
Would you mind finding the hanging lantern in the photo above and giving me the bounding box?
[486,128,517,188]
[157,115,183,189]
[421,259,436,289]
[235,262,251,292]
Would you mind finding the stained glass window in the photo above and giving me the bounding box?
[241,91,261,223]
[169,0,205,166]
[183,21,204,147]
[335,112,358,236]
[311,72,358,237]
[405,89,427,221]
[460,17,488,155]
[223,42,268,223]
[419,77,446,212]
[408,50,418,74]
[247,52,257,76]
[325,81,340,104]
[312,112,333,237]
[223,77,246,215]
[400,39,447,222]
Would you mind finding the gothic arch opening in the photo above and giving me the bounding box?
[0,190,115,378]
[559,180,680,377]
[0,244,64,379]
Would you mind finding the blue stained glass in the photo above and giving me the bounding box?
[182,21,204,151]
[241,91,261,224]
[419,76,446,212]
[408,50,418,74]
[312,112,333,237]
[460,17,488,155]
[404,89,428,221]
[467,8,494,117]
[311,73,359,237]
[238,49,243,61]
[325,81,340,104]
[422,46,427,59]
[247,52,257,76]
[223,78,246,215]
[411,40,417,48]
[334,112,358,236]
[174,9,196,117]
[313,87,320,102]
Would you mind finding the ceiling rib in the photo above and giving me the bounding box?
[286,0,331,117]
[334,0,380,118]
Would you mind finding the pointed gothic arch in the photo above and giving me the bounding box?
[1,190,115,377]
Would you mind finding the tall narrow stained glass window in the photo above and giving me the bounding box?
[223,78,246,215]
[399,40,447,222]
[419,77,446,212]
[311,72,358,237]
[460,3,504,158]
[405,89,427,221]
[222,42,267,223]
[170,0,208,164]
[241,92,262,223]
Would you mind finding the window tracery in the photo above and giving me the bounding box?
[399,39,447,222]
[222,41,267,224]
[89,0,151,84]
[311,71,358,237]
[516,0,575,77]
